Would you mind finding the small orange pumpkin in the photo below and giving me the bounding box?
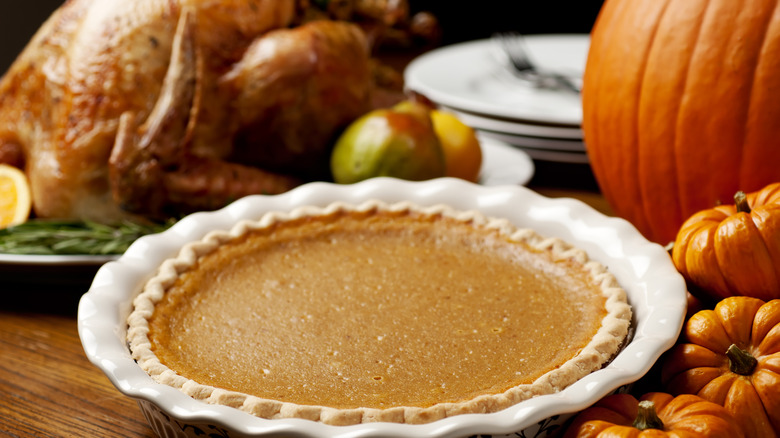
[672,182,780,303]
[661,296,780,438]
[562,392,743,438]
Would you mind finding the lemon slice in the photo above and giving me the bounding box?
[0,164,32,228]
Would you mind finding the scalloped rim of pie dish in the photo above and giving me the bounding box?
[127,200,631,426]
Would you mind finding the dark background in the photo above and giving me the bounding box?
[1,1,64,73]
[1,1,605,74]
[413,1,605,45]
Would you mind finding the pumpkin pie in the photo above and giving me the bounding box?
[127,200,632,425]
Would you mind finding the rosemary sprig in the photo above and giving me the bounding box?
[0,219,175,255]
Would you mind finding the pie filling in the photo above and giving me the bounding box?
[128,201,631,425]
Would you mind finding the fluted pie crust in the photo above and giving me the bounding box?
[127,200,631,426]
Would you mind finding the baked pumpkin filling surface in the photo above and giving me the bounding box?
[130,202,631,424]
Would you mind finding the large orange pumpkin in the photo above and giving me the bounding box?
[582,0,780,244]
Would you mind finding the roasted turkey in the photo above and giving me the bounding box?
[0,0,432,222]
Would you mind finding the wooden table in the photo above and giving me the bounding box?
[0,162,613,437]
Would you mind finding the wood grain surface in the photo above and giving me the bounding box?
[1,310,154,437]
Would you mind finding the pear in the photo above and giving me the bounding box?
[330,100,446,184]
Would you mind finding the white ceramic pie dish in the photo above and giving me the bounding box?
[78,177,687,438]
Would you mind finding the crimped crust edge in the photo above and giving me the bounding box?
[126,200,632,426]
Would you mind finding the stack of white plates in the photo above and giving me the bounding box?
[404,34,589,164]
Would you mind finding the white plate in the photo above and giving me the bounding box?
[0,253,116,266]
[79,178,687,438]
[478,135,535,186]
[443,106,583,139]
[477,131,589,164]
[519,148,589,164]
[478,130,585,152]
[405,34,589,126]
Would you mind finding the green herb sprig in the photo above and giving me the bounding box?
[0,219,175,255]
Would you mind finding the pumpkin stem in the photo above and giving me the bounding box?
[726,344,757,375]
[734,191,751,214]
[632,400,665,431]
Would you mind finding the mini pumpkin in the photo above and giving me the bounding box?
[661,296,780,438]
[562,392,743,438]
[672,182,780,303]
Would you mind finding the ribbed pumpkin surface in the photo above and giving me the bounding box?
[583,0,780,244]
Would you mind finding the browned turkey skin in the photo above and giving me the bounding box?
[0,0,417,222]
